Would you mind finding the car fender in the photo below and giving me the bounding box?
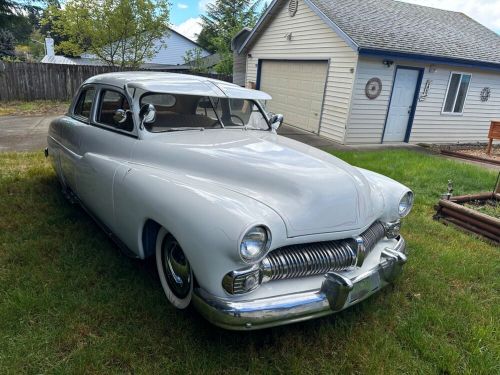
[356,168,412,222]
[112,163,287,297]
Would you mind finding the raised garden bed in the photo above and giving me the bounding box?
[429,144,500,166]
[435,192,500,243]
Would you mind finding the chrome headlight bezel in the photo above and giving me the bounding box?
[398,191,414,217]
[238,225,272,263]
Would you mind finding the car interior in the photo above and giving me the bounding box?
[140,93,269,132]
[97,90,134,132]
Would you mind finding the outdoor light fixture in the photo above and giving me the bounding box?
[383,59,394,67]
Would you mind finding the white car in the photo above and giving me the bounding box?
[46,72,413,330]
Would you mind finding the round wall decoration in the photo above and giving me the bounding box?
[480,87,491,102]
[288,0,298,17]
[365,78,382,99]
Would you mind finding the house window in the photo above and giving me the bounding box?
[442,73,471,114]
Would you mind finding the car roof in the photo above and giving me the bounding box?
[83,72,272,100]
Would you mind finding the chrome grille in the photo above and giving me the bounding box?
[261,221,386,282]
[362,221,385,251]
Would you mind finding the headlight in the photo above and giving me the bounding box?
[239,225,271,262]
[398,191,414,217]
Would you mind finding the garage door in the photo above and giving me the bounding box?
[259,60,328,133]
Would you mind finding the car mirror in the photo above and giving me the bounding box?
[270,114,284,131]
[139,104,156,128]
[113,109,128,125]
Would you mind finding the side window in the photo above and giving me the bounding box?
[196,97,219,120]
[97,90,133,132]
[443,73,471,114]
[74,88,95,120]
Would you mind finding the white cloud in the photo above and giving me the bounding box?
[172,17,203,42]
[400,0,500,33]
[177,3,188,9]
[198,0,215,12]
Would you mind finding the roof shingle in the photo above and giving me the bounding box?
[309,0,500,65]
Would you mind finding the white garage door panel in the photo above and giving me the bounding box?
[260,60,328,133]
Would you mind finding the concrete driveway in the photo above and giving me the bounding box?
[0,115,59,152]
[0,115,348,152]
[1,115,495,170]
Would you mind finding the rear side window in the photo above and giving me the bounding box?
[74,88,95,120]
[97,90,133,132]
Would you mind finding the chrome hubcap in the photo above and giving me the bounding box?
[162,239,192,298]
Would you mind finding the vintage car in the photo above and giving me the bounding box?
[46,72,413,330]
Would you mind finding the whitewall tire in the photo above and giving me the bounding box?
[155,228,193,309]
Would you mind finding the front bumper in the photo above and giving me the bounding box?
[192,236,407,330]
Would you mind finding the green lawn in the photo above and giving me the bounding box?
[0,100,69,116]
[0,150,498,374]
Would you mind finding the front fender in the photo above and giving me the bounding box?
[356,167,413,222]
[112,163,287,297]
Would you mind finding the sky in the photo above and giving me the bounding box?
[170,0,500,42]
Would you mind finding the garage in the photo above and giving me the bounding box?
[259,60,328,133]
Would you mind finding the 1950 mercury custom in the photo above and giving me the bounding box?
[46,72,413,330]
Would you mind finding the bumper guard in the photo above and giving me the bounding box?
[192,236,407,330]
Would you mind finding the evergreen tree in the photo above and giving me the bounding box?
[198,0,262,74]
[0,28,16,57]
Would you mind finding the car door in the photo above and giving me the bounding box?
[58,85,97,191]
[76,85,138,231]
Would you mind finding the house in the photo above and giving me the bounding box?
[42,28,217,71]
[233,0,500,144]
[231,28,252,86]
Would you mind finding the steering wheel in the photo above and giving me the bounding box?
[230,114,245,126]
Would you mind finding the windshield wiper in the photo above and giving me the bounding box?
[162,127,205,132]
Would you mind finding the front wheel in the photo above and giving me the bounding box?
[156,228,193,309]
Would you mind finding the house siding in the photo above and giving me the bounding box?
[149,31,209,66]
[245,0,358,143]
[346,56,500,144]
[233,52,247,86]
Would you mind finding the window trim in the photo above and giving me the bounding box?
[91,85,138,137]
[71,84,97,124]
[441,71,472,115]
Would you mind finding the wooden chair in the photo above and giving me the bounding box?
[486,120,500,155]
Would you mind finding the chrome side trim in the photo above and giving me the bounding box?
[193,236,407,330]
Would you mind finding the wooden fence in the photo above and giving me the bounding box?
[0,62,232,101]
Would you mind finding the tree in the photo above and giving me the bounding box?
[42,0,170,68]
[39,0,72,55]
[0,0,43,43]
[183,47,208,73]
[0,29,16,58]
[198,0,262,74]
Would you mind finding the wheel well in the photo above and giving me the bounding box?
[142,219,162,258]
[143,220,199,288]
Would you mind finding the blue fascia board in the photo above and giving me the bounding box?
[359,48,500,72]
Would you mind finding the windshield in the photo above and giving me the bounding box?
[140,93,269,132]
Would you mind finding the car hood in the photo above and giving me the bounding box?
[134,130,383,237]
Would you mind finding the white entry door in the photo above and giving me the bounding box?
[383,68,420,142]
